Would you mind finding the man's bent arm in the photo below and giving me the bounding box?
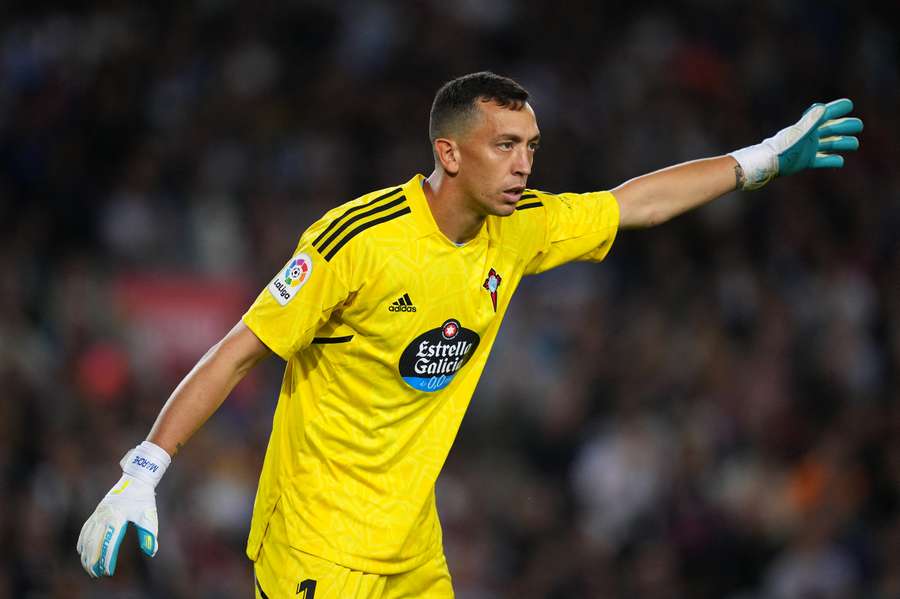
[78,320,271,577]
[147,321,272,457]
[612,155,739,229]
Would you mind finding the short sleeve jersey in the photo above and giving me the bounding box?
[242,174,619,574]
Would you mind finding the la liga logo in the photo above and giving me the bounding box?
[268,253,313,306]
[284,256,311,287]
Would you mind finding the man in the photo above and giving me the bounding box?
[77,72,862,597]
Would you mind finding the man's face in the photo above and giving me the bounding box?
[455,100,541,217]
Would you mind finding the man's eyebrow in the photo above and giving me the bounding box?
[494,133,542,143]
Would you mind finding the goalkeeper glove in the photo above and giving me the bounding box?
[77,441,171,578]
[730,98,863,190]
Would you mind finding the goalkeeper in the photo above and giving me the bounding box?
[77,72,862,598]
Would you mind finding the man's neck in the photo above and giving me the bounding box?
[423,170,486,245]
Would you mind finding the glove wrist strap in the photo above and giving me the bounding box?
[728,144,778,191]
[120,441,171,488]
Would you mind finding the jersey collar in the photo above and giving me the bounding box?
[403,174,490,245]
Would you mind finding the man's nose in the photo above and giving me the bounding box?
[513,148,532,177]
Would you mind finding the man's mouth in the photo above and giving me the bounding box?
[502,186,525,201]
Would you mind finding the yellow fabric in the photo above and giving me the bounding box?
[253,502,453,599]
[243,174,619,573]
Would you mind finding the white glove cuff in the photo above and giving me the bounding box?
[120,441,171,488]
[728,144,778,191]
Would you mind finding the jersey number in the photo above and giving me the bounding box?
[296,579,317,598]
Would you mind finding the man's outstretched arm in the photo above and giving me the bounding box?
[613,155,740,229]
[614,98,863,229]
[77,321,271,578]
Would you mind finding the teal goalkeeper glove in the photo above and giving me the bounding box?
[77,441,171,577]
[729,98,863,190]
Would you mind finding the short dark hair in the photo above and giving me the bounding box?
[429,72,530,143]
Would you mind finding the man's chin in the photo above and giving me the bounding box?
[491,202,518,217]
[495,192,523,215]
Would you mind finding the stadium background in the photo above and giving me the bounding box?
[1,1,897,597]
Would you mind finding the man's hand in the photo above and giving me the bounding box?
[77,441,171,577]
[730,99,863,190]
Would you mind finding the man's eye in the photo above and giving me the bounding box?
[498,142,513,150]
[529,143,540,151]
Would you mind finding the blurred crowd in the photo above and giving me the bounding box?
[1,1,898,598]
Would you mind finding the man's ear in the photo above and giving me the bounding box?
[433,138,460,175]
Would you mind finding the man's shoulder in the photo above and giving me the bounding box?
[514,189,550,214]
[509,188,615,220]
[303,181,414,263]
[499,188,550,228]
[321,183,409,221]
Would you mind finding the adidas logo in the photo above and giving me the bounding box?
[389,293,417,312]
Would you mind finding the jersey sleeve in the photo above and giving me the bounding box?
[523,189,620,275]
[242,231,353,361]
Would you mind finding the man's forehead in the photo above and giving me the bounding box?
[473,100,539,137]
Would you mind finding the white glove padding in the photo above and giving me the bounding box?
[77,441,171,578]
[730,98,863,190]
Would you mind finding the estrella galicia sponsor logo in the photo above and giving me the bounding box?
[268,252,313,306]
[399,318,480,392]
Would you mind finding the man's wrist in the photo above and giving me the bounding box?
[733,163,745,191]
[728,143,778,191]
[120,441,171,488]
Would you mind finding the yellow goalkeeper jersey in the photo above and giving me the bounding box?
[242,174,619,574]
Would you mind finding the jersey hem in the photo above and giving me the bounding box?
[242,312,292,361]
[591,189,620,262]
[247,532,444,577]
